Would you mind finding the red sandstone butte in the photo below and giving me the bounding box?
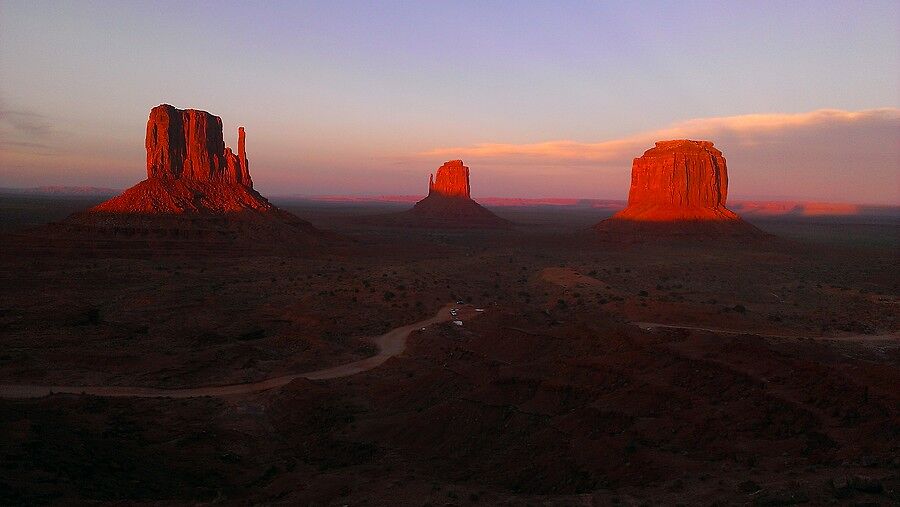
[595,140,761,235]
[395,160,510,228]
[146,104,251,186]
[52,104,324,255]
[86,104,277,215]
[61,104,323,248]
[428,159,471,198]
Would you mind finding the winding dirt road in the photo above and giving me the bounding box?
[0,303,478,400]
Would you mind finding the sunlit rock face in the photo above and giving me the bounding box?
[629,140,727,208]
[613,140,741,221]
[403,160,511,228]
[595,140,762,237]
[86,104,271,215]
[428,159,471,198]
[146,104,252,187]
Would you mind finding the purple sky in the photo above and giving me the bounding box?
[1,1,898,203]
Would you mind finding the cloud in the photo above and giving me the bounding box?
[420,108,900,203]
[0,108,52,138]
[0,102,56,155]
[424,108,899,163]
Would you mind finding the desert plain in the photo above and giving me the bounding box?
[0,191,897,505]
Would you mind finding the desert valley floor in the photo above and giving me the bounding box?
[0,196,897,505]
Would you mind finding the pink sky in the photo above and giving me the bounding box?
[3,107,896,204]
[1,2,898,204]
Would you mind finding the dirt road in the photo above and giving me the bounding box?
[0,303,478,399]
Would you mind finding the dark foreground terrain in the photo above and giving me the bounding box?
[0,195,897,505]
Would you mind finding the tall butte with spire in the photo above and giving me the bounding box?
[594,140,761,237]
[100,103,263,212]
[60,104,322,249]
[89,104,284,214]
[397,160,510,228]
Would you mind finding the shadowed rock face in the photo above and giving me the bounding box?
[428,159,471,198]
[596,140,762,237]
[146,104,251,187]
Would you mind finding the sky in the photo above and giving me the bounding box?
[0,0,898,204]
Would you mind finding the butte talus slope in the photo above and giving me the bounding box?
[595,140,763,237]
[51,104,323,251]
[398,160,511,228]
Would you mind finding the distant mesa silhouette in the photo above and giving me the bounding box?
[594,140,762,237]
[403,160,511,228]
[52,104,323,251]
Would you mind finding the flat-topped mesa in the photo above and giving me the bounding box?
[146,104,251,187]
[428,159,471,198]
[627,140,727,209]
[608,139,741,222]
[594,139,763,237]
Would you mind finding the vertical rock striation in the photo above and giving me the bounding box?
[595,140,761,236]
[145,104,251,186]
[627,140,727,209]
[428,159,471,198]
[612,140,739,221]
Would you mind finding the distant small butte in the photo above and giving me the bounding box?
[372,159,512,229]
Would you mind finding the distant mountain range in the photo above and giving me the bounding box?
[0,186,120,196]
